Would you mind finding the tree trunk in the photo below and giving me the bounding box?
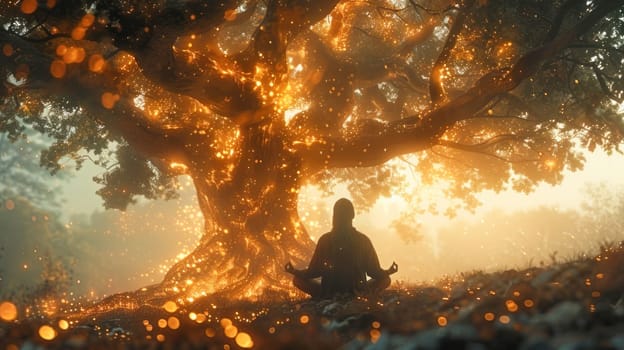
[161,124,315,300]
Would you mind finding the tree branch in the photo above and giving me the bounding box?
[433,139,539,163]
[429,0,474,105]
[296,0,624,174]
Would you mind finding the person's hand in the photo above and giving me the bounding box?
[285,261,295,274]
[387,261,398,275]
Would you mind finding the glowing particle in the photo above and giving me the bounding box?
[50,60,66,78]
[299,315,309,324]
[220,318,232,328]
[62,47,79,63]
[58,319,69,330]
[167,316,180,330]
[163,300,178,313]
[157,319,167,328]
[101,92,120,109]
[80,13,95,27]
[205,327,216,337]
[224,9,237,21]
[484,312,495,321]
[195,313,207,323]
[71,27,86,40]
[499,315,511,324]
[46,0,56,8]
[5,199,15,211]
[189,312,197,321]
[372,321,381,329]
[596,273,604,279]
[88,54,105,72]
[74,47,86,63]
[0,301,18,321]
[55,44,67,56]
[268,326,275,334]
[523,299,534,308]
[38,325,56,341]
[235,332,253,348]
[156,334,165,342]
[370,329,381,343]
[224,325,238,338]
[505,300,519,313]
[2,43,14,57]
[437,316,447,327]
[592,291,601,298]
[21,0,38,14]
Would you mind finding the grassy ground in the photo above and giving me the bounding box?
[1,242,623,349]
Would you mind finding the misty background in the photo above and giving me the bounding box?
[1,132,623,302]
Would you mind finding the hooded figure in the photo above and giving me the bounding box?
[286,198,397,298]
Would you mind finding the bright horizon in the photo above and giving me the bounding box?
[55,147,624,294]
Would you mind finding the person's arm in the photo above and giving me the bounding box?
[285,235,327,278]
[363,235,388,280]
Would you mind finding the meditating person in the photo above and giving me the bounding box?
[285,198,398,298]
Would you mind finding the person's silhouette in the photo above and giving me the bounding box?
[285,198,398,298]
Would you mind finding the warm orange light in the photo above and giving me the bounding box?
[505,300,519,312]
[523,299,534,308]
[235,332,253,348]
[167,316,180,330]
[224,325,238,338]
[71,27,86,40]
[224,9,237,21]
[88,54,105,72]
[484,312,495,321]
[205,328,216,337]
[157,319,167,328]
[58,319,69,330]
[156,334,165,342]
[370,329,381,343]
[163,300,178,313]
[101,92,120,109]
[195,313,206,323]
[46,0,57,8]
[38,325,56,341]
[437,316,447,327]
[21,0,38,14]
[0,301,17,321]
[55,45,67,56]
[499,315,511,324]
[80,13,95,27]
[74,47,86,63]
[299,315,309,324]
[220,318,232,328]
[2,44,14,57]
[62,47,79,63]
[50,60,66,79]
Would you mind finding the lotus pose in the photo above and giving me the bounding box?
[285,198,398,298]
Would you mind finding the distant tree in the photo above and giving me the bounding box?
[1,0,623,299]
[0,197,72,311]
[0,132,67,211]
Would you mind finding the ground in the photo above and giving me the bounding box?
[1,242,623,349]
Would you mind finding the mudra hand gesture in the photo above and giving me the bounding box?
[386,261,398,275]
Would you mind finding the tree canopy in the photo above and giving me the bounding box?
[1,0,623,298]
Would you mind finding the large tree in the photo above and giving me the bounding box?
[1,0,623,301]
